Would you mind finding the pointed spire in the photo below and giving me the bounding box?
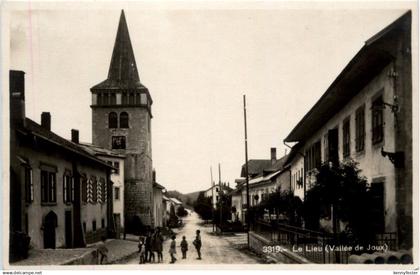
[92,10,147,90]
[108,10,140,83]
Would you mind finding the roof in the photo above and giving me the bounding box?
[233,168,284,193]
[240,159,272,177]
[18,118,113,169]
[163,195,170,201]
[79,142,126,159]
[169,197,182,205]
[91,10,149,92]
[240,153,289,178]
[153,182,166,190]
[284,11,411,142]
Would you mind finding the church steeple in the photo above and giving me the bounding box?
[91,10,147,90]
[108,10,139,83]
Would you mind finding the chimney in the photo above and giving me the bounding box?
[10,70,26,126]
[71,129,79,143]
[41,112,51,131]
[271,147,277,165]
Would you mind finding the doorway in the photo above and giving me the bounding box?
[43,211,57,249]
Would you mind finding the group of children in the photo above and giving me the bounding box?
[139,229,202,264]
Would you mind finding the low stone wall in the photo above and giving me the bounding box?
[249,231,310,264]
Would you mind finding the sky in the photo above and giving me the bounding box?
[8,1,413,193]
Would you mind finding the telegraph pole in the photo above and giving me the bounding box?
[218,163,222,232]
[243,95,250,247]
[211,166,215,232]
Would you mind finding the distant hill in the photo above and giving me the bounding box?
[165,190,202,208]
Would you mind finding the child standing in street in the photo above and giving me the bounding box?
[138,237,146,264]
[169,235,177,264]
[180,236,188,259]
[193,230,202,260]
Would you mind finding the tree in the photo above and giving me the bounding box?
[193,191,213,221]
[304,160,375,243]
[214,192,232,225]
[248,190,303,227]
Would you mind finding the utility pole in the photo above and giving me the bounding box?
[211,166,215,233]
[218,163,222,232]
[243,94,250,247]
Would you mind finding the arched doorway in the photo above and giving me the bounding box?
[43,211,57,249]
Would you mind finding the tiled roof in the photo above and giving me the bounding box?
[284,11,411,142]
[79,142,125,159]
[19,118,112,169]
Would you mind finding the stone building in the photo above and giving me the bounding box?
[90,10,156,231]
[283,11,412,249]
[9,71,114,257]
[79,143,125,238]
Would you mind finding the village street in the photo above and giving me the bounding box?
[123,212,262,265]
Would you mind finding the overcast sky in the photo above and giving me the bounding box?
[8,1,413,193]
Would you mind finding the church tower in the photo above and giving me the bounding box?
[90,10,154,231]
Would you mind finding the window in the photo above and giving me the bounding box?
[355,105,365,152]
[92,220,97,232]
[108,112,118,128]
[122,93,127,105]
[112,136,126,149]
[83,222,86,233]
[136,93,141,105]
[97,93,102,106]
[120,112,129,128]
[101,218,105,229]
[110,93,116,105]
[63,172,73,204]
[24,167,33,203]
[114,161,120,174]
[305,141,321,171]
[115,187,120,200]
[41,170,56,204]
[323,133,329,163]
[103,93,109,105]
[81,174,87,203]
[372,96,384,144]
[342,118,350,158]
[129,93,135,105]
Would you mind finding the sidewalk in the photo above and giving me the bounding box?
[13,238,139,266]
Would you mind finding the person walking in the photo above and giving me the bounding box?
[169,235,177,264]
[193,230,202,260]
[180,236,188,259]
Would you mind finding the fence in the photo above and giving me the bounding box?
[250,220,397,264]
